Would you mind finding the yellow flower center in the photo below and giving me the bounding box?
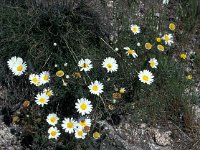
[17,65,23,71]
[50,130,57,136]
[143,75,149,81]
[43,75,49,81]
[128,49,134,55]
[46,91,52,97]
[164,35,169,41]
[157,45,164,51]
[107,63,112,69]
[92,85,99,91]
[81,63,89,68]
[80,120,86,127]
[150,62,155,67]
[169,23,175,31]
[78,131,83,137]
[39,98,45,103]
[80,103,87,110]
[145,43,152,50]
[50,117,56,123]
[32,77,37,83]
[131,27,137,33]
[156,38,161,42]
[93,132,101,139]
[67,122,74,128]
[56,70,64,77]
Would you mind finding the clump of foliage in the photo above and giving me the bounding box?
[0,0,198,149]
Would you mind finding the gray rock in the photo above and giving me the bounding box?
[0,122,22,150]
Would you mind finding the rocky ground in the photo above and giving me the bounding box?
[0,86,22,150]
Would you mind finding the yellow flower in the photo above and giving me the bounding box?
[23,100,30,108]
[93,132,101,139]
[169,23,176,31]
[56,70,64,77]
[145,43,152,50]
[157,45,164,51]
[112,92,122,99]
[119,88,126,94]
[72,72,81,79]
[180,54,187,59]
[187,75,192,80]
[156,38,161,43]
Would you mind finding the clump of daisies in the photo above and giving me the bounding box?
[60,116,92,139]
[7,56,27,76]
[6,20,182,145]
[29,71,50,86]
[47,98,93,139]
[44,97,93,140]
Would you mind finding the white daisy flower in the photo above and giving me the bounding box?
[163,0,169,4]
[7,56,27,76]
[39,71,50,84]
[138,70,154,85]
[130,24,141,34]
[162,34,174,46]
[61,118,77,134]
[149,58,158,69]
[77,118,91,129]
[43,88,53,97]
[124,47,138,58]
[29,74,41,86]
[48,126,60,139]
[88,80,104,96]
[46,113,59,126]
[35,93,49,107]
[78,59,93,72]
[75,98,93,115]
[74,127,87,139]
[102,57,118,73]
[7,56,17,70]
